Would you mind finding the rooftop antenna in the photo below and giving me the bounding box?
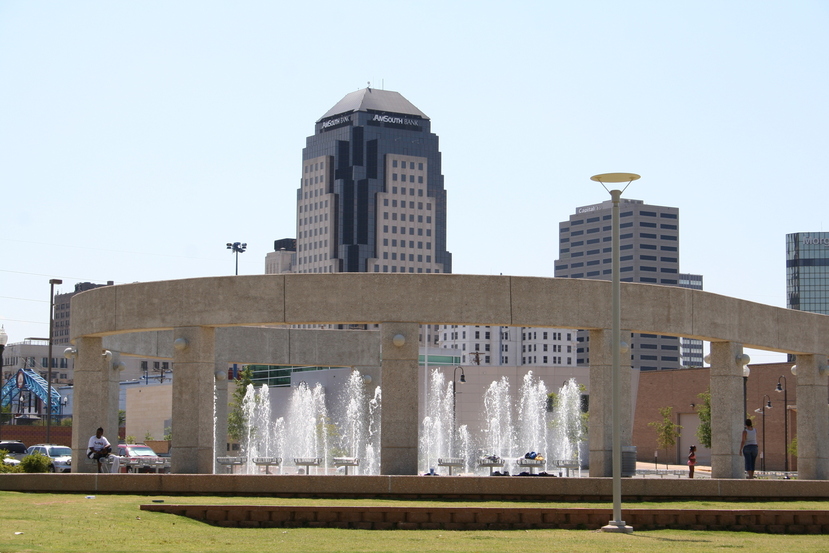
[367,81,371,92]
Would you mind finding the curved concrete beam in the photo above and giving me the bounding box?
[72,274,829,355]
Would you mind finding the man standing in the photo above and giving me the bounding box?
[87,427,112,473]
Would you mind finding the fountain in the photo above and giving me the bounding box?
[230,371,381,475]
[419,369,585,476]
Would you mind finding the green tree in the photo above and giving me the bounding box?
[695,389,712,449]
[648,406,682,467]
[227,365,254,442]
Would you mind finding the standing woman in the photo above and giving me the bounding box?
[739,419,758,479]
[687,445,697,478]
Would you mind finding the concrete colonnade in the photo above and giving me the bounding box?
[66,274,829,478]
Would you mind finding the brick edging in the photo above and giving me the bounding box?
[140,504,829,533]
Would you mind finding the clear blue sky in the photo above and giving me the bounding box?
[2,2,828,364]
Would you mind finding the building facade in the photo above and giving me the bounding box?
[555,198,685,371]
[679,272,704,367]
[296,87,451,276]
[265,238,296,275]
[438,325,578,367]
[786,232,829,315]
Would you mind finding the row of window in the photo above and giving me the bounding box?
[382,225,432,237]
[374,265,440,273]
[388,186,424,196]
[299,213,329,226]
[383,212,432,224]
[300,198,329,211]
[382,252,432,262]
[392,174,424,184]
[381,239,431,250]
[304,161,325,173]
[299,240,328,251]
[299,226,328,238]
[391,160,423,170]
[303,175,325,187]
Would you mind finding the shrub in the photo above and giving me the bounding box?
[20,451,51,473]
[0,451,22,473]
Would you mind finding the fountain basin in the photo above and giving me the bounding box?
[216,456,246,474]
[252,457,282,474]
[437,457,465,475]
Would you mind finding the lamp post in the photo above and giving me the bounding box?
[754,394,772,471]
[226,242,247,275]
[742,364,750,417]
[592,172,639,535]
[0,325,8,439]
[776,376,788,472]
[46,279,62,443]
[451,366,466,421]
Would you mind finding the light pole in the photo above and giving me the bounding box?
[592,172,639,535]
[46,278,62,443]
[451,366,466,422]
[776,375,788,472]
[742,364,750,417]
[0,325,8,439]
[226,242,247,275]
[754,394,772,471]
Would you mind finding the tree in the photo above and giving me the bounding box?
[648,406,682,467]
[695,389,712,449]
[227,365,254,442]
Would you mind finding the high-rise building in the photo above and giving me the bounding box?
[296,87,451,276]
[554,198,684,371]
[53,281,114,347]
[786,232,829,315]
[679,273,704,367]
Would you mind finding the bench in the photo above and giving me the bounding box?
[516,458,545,474]
[252,457,282,474]
[478,458,506,475]
[216,456,246,474]
[437,457,465,475]
[293,457,322,474]
[553,459,580,477]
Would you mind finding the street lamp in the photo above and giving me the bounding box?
[592,172,639,535]
[46,278,62,443]
[226,242,247,275]
[754,394,772,471]
[741,363,751,417]
[451,366,466,421]
[776,375,789,472]
[0,325,8,439]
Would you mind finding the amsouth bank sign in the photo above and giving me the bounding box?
[372,114,421,127]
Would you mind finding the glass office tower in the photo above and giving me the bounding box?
[786,232,829,315]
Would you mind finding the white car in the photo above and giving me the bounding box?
[27,444,73,473]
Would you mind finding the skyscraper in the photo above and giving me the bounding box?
[554,198,683,371]
[786,232,829,315]
[296,87,451,275]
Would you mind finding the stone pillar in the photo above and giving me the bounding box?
[71,337,120,473]
[794,354,829,480]
[171,326,216,474]
[213,361,229,474]
[380,323,419,475]
[588,329,633,477]
[710,341,745,479]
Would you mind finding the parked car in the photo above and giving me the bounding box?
[115,444,169,473]
[26,444,72,473]
[0,440,28,461]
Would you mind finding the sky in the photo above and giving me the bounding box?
[2,1,828,364]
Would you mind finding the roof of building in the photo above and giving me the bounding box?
[318,88,429,122]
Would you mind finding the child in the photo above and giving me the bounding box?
[688,445,697,478]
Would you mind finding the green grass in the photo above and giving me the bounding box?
[1,492,827,553]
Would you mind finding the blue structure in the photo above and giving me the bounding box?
[1,368,63,415]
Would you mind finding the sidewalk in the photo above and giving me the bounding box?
[633,461,709,478]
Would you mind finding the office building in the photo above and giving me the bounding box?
[438,325,578,367]
[265,238,296,275]
[679,272,704,367]
[786,232,829,315]
[554,198,683,371]
[296,87,451,276]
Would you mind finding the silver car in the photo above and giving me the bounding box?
[27,444,72,473]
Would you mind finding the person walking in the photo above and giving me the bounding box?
[739,419,758,479]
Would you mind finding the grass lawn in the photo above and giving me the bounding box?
[1,491,827,553]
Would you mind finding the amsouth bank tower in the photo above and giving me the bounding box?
[296,88,451,275]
